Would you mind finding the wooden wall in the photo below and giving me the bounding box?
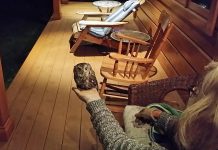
[135,0,217,77]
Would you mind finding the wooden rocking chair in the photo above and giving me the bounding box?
[99,10,173,99]
[69,0,145,53]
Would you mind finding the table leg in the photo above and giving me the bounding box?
[109,7,113,13]
[97,6,102,12]
[97,7,105,21]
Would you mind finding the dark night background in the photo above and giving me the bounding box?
[0,0,52,87]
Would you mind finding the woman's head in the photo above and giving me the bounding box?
[202,61,218,99]
[177,61,218,150]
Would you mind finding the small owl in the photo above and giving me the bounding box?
[73,63,98,90]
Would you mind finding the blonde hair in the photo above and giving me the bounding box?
[177,61,218,150]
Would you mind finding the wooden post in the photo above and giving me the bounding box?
[61,0,69,4]
[0,60,14,141]
[51,0,61,20]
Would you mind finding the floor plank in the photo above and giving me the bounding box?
[6,23,56,108]
[43,35,75,150]
[8,20,67,150]
[25,19,71,150]
[62,88,82,150]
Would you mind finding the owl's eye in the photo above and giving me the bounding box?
[85,67,88,70]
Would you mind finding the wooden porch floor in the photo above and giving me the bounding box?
[0,2,168,150]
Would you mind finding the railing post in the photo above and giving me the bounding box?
[61,0,69,4]
[51,0,61,20]
[0,60,14,141]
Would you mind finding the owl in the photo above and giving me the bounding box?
[73,63,98,90]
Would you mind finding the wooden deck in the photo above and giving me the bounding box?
[0,2,168,150]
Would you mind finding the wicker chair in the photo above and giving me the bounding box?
[128,75,199,108]
[123,75,199,144]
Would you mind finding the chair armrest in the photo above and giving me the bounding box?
[76,11,111,17]
[79,20,128,27]
[109,53,154,64]
[128,75,199,106]
[116,33,150,45]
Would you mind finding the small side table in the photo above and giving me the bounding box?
[93,0,122,13]
[111,30,150,42]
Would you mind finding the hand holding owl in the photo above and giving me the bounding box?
[73,63,100,103]
[73,88,101,103]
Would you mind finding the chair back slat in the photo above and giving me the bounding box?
[124,62,129,77]
[129,62,137,78]
[135,44,140,57]
[118,40,144,79]
[129,43,141,78]
[123,40,132,77]
[113,60,119,76]
[130,43,136,56]
[126,41,131,55]
[118,40,123,54]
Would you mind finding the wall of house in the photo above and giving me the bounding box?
[135,0,218,77]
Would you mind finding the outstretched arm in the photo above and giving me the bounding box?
[73,88,167,150]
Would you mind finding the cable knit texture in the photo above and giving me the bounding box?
[86,100,169,150]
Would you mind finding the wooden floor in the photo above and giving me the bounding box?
[0,2,169,150]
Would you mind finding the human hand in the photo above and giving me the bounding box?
[135,108,153,125]
[73,88,101,104]
[135,108,162,125]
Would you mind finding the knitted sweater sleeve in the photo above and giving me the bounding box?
[86,100,167,150]
[154,112,178,137]
[153,112,179,150]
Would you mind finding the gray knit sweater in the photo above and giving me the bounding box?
[86,100,178,150]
